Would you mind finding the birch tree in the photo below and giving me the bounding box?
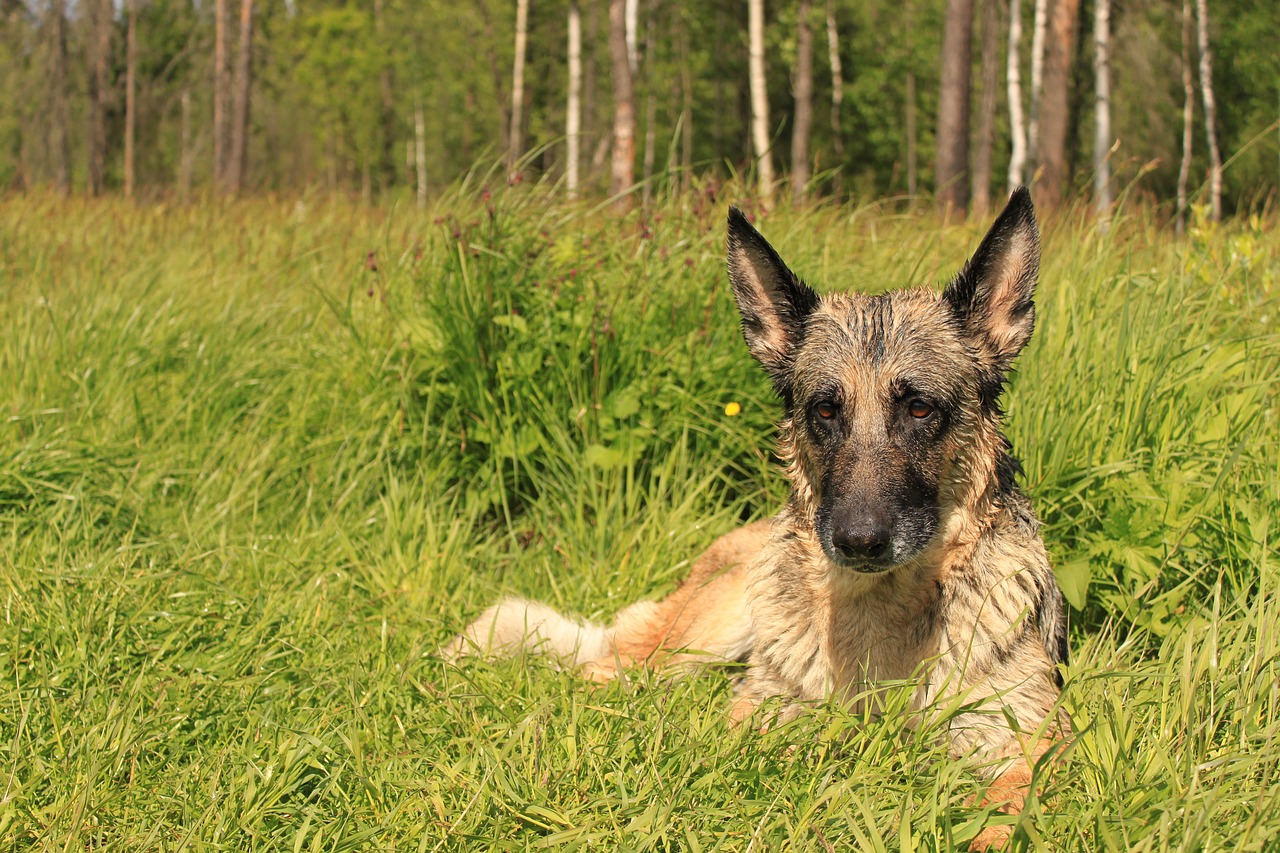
[1093,0,1112,214]
[1176,0,1194,235]
[826,0,844,160]
[507,0,529,178]
[791,0,815,204]
[608,0,636,203]
[1026,0,1048,172]
[415,97,427,208]
[936,0,974,213]
[1195,0,1223,221]
[748,0,774,205]
[567,0,582,198]
[1005,0,1026,190]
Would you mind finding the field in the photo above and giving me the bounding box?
[2,187,1279,850]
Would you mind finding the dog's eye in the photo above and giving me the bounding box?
[813,400,839,420]
[907,399,933,419]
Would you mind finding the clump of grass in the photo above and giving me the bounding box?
[0,189,1277,848]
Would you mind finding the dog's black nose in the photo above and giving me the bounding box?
[832,514,892,563]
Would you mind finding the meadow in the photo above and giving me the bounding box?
[1,185,1278,850]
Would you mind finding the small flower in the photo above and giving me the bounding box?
[724,401,741,417]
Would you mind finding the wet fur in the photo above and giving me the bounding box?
[445,190,1068,849]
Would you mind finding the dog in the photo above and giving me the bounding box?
[443,188,1068,849]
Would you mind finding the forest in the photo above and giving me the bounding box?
[1,0,1276,215]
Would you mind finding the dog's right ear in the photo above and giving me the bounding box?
[726,207,820,393]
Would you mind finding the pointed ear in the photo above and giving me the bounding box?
[726,207,820,392]
[943,187,1041,371]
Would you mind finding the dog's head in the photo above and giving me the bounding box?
[726,190,1040,573]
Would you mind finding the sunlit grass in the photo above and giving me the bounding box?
[1,188,1277,848]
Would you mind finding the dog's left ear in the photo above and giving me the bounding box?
[726,207,820,394]
[943,187,1040,371]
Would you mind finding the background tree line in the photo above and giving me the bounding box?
[0,0,1275,217]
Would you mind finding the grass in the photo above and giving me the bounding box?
[1,186,1278,850]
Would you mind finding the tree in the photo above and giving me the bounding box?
[748,0,774,204]
[826,0,844,162]
[1035,0,1079,210]
[971,0,1000,213]
[1026,0,1048,172]
[608,0,636,202]
[1195,0,1222,220]
[567,0,583,198]
[1176,0,1194,235]
[507,0,529,178]
[791,0,815,204]
[1092,0,1112,214]
[214,0,230,188]
[936,0,974,213]
[46,0,71,193]
[1005,0,1026,190]
[125,0,138,197]
[227,0,255,195]
[87,0,112,195]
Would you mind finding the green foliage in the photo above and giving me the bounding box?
[1,190,1278,848]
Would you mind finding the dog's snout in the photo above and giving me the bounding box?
[831,510,892,564]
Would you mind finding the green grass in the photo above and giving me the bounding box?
[1,188,1278,850]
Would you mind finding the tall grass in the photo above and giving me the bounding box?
[1,189,1277,849]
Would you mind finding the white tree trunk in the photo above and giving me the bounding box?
[826,0,844,158]
[415,97,427,209]
[748,0,775,205]
[1026,0,1048,172]
[641,0,657,205]
[567,0,582,198]
[1176,0,1194,235]
[1006,0,1026,190]
[507,0,530,178]
[626,0,639,73]
[1093,0,1112,214]
[791,0,814,204]
[1195,0,1222,221]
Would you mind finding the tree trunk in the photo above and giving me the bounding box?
[971,0,1000,214]
[1035,0,1079,210]
[791,0,815,204]
[124,0,137,197]
[475,0,509,157]
[1006,0,1026,190]
[214,0,230,190]
[936,0,974,214]
[415,96,428,208]
[374,0,397,193]
[87,0,112,196]
[608,0,636,203]
[1092,0,1112,215]
[748,0,774,205]
[826,0,844,160]
[227,0,254,195]
[179,88,193,200]
[641,0,657,205]
[47,0,71,194]
[1026,0,1048,173]
[567,0,582,198]
[906,71,918,196]
[507,0,530,178]
[1176,0,1194,235]
[1195,0,1222,221]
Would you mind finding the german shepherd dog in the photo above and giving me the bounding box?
[444,189,1068,849]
